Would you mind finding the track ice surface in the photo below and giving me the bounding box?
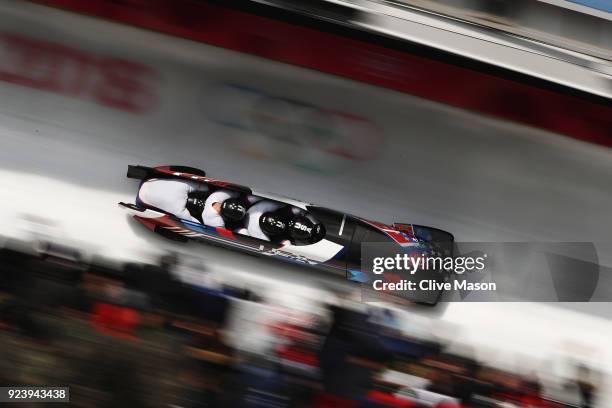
[1,1,612,389]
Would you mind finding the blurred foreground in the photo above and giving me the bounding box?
[0,238,602,407]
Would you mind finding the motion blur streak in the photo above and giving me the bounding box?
[34,0,612,145]
[2,244,610,407]
[0,0,611,407]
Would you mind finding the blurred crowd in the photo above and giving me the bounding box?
[0,239,600,408]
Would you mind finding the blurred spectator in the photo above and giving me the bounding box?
[0,242,606,407]
[576,364,597,408]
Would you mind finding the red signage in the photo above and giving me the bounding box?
[34,0,611,145]
[0,32,158,113]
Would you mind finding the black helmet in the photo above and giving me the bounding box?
[259,212,288,237]
[220,198,247,223]
[288,216,325,244]
[186,195,206,223]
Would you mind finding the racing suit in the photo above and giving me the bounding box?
[240,200,285,241]
[138,178,208,223]
[202,189,239,228]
